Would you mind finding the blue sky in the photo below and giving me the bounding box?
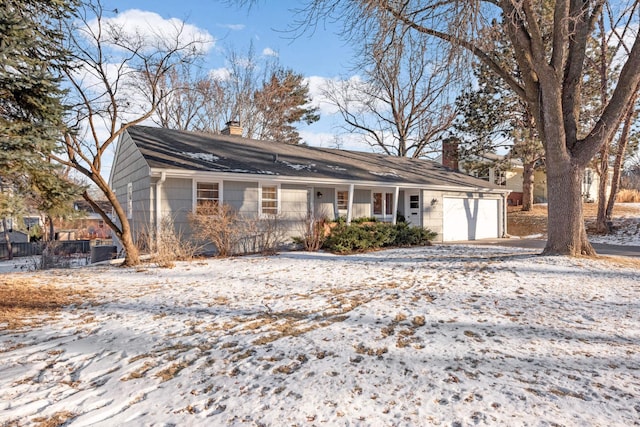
[96,0,358,147]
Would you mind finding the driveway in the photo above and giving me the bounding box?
[449,238,640,258]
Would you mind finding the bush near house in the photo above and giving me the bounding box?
[616,189,640,203]
[322,222,436,254]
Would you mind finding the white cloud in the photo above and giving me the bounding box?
[305,75,370,116]
[209,67,231,81]
[262,47,278,57]
[89,9,215,55]
[220,23,245,31]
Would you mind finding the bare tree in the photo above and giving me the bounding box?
[588,8,640,233]
[53,1,208,266]
[323,18,456,158]
[294,0,640,256]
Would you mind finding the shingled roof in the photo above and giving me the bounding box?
[126,125,503,190]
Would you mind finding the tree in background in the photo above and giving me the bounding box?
[0,0,79,258]
[253,68,319,144]
[583,10,640,233]
[154,45,318,144]
[51,1,209,266]
[323,17,456,158]
[295,0,640,256]
[455,57,544,211]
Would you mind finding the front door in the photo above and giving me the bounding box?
[405,190,421,226]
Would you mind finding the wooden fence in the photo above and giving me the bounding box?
[0,240,113,260]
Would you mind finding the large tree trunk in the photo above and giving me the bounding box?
[2,218,13,260]
[544,162,595,256]
[48,215,55,242]
[81,190,140,267]
[521,161,535,211]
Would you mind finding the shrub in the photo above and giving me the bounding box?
[189,203,243,257]
[189,203,287,256]
[393,222,437,246]
[142,215,198,268]
[237,214,287,255]
[323,222,435,254]
[616,188,640,203]
[294,214,327,251]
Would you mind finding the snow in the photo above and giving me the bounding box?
[182,152,221,163]
[1,245,640,426]
[588,203,640,246]
[370,170,402,178]
[281,160,316,171]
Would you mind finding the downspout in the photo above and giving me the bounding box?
[392,186,399,225]
[156,172,166,244]
[346,184,355,225]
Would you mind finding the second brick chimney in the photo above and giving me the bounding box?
[222,121,242,136]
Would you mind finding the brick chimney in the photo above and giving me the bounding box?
[222,121,242,136]
[442,139,459,171]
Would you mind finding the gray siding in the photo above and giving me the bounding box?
[224,181,258,216]
[110,132,151,242]
[421,190,444,241]
[281,184,308,219]
[352,189,371,219]
[159,178,193,236]
[314,186,336,219]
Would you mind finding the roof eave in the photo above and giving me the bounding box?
[149,167,510,195]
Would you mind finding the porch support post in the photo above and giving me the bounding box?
[346,184,355,225]
[392,186,399,225]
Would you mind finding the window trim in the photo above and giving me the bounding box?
[193,180,223,213]
[259,182,280,216]
[336,189,349,211]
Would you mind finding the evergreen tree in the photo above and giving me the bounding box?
[254,68,320,144]
[0,0,78,256]
[454,44,544,211]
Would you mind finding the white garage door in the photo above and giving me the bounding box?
[442,197,499,241]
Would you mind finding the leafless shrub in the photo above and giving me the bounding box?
[295,213,327,251]
[189,203,287,256]
[39,242,72,270]
[238,214,287,255]
[616,189,640,203]
[189,203,243,257]
[142,215,198,268]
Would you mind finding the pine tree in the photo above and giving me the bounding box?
[254,68,320,144]
[0,0,79,256]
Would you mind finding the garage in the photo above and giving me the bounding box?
[442,197,499,241]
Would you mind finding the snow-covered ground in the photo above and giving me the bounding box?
[1,245,639,426]
[588,203,640,246]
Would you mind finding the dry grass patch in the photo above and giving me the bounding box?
[616,189,640,203]
[0,277,93,330]
[507,202,640,237]
[31,411,77,427]
[594,255,640,270]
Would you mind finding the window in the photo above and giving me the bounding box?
[196,182,220,209]
[373,192,383,215]
[337,191,348,210]
[261,184,278,215]
[410,195,419,209]
[385,193,393,215]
